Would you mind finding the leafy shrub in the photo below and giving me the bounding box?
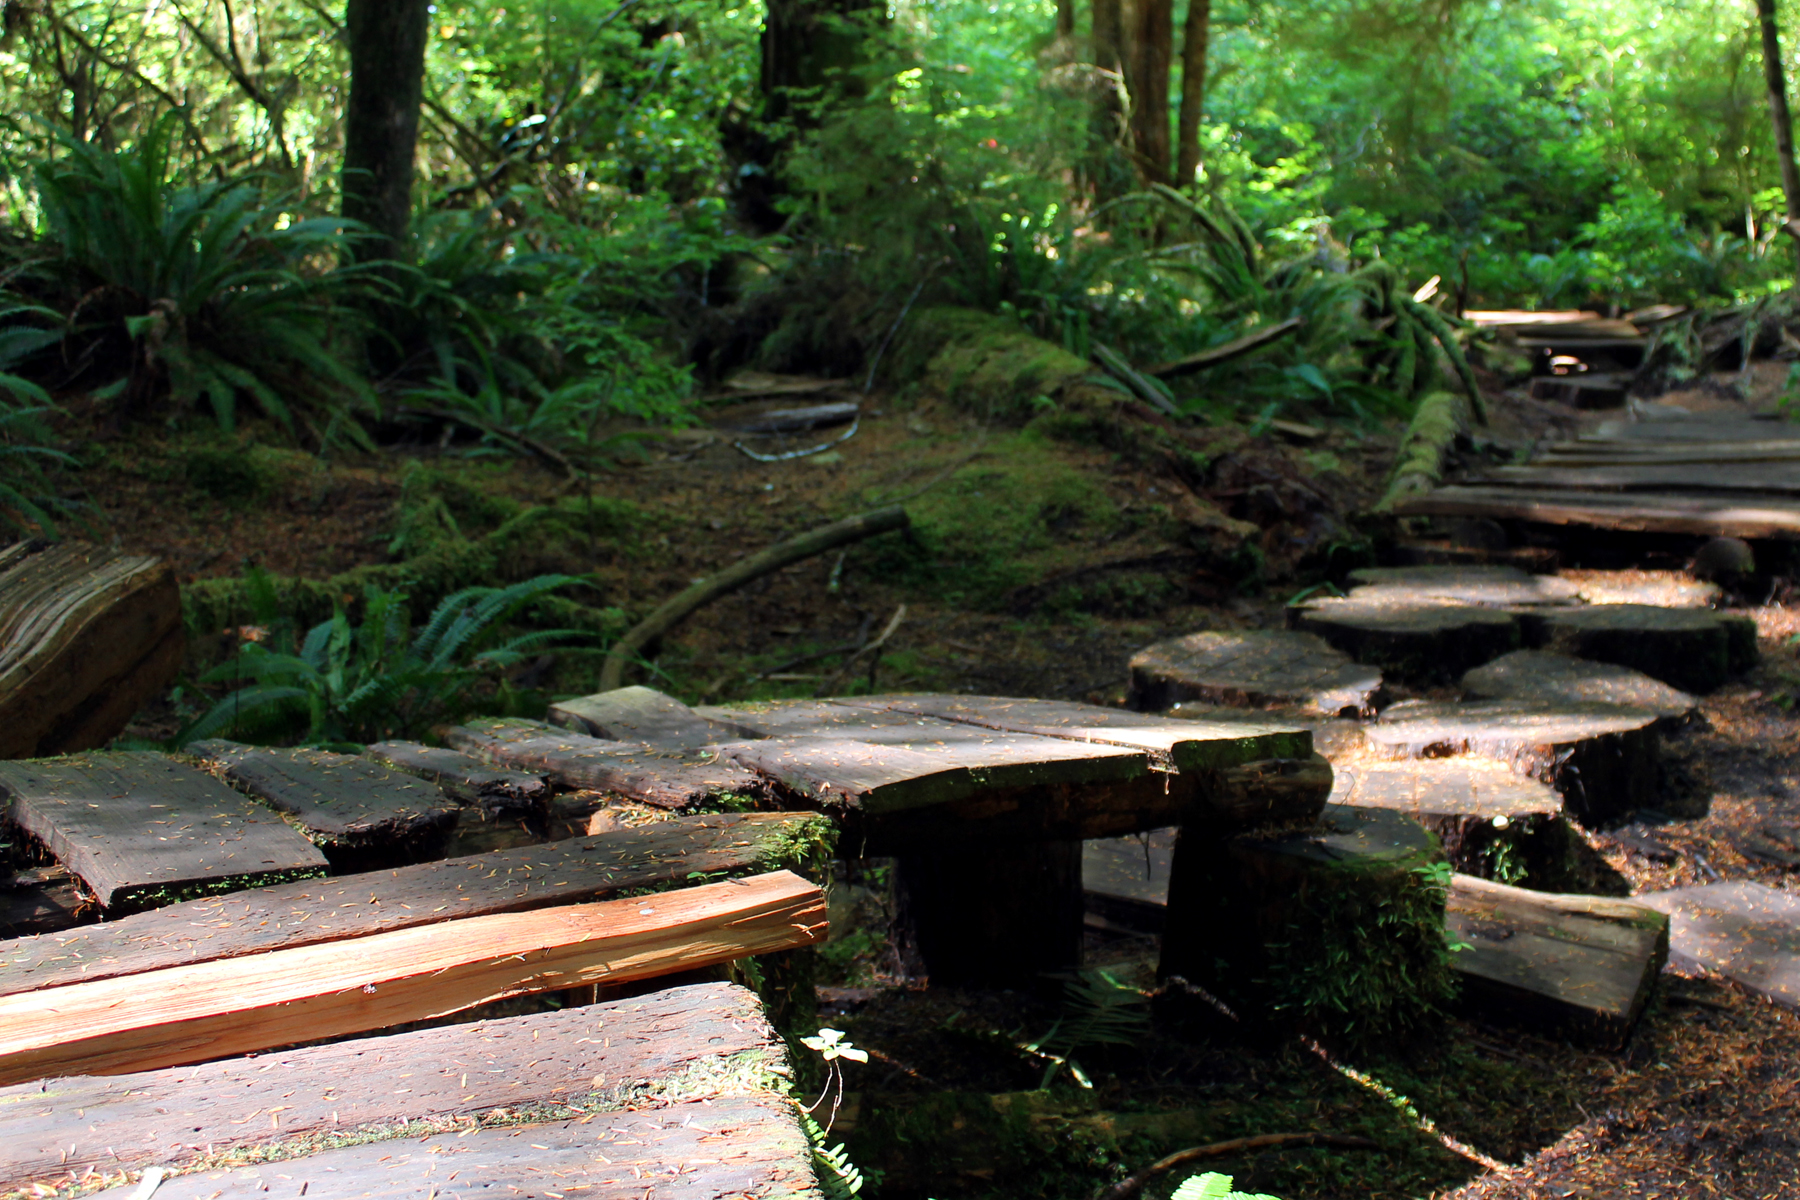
[184,569,586,747]
[0,300,79,536]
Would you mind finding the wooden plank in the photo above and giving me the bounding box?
[1126,630,1384,718]
[1586,417,1800,442]
[1479,461,1800,494]
[1637,881,1800,1008]
[548,685,734,748]
[363,740,550,812]
[1288,597,1520,683]
[0,812,830,998]
[1449,873,1668,1048]
[85,1097,818,1200]
[0,870,826,1086]
[0,754,327,913]
[0,980,782,1188]
[1526,604,1756,694]
[444,717,769,808]
[1330,758,1560,822]
[1536,444,1800,465]
[1393,485,1800,537]
[1363,699,1660,826]
[0,543,185,759]
[188,741,458,846]
[0,867,90,940]
[1461,649,1697,721]
[838,693,1316,769]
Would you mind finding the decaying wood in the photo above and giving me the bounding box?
[363,739,550,811]
[1125,629,1384,717]
[0,753,327,913]
[0,981,783,1187]
[0,870,826,1085]
[444,717,769,808]
[549,684,731,747]
[1149,315,1304,377]
[0,812,828,997]
[598,505,910,690]
[1449,873,1668,1047]
[1092,343,1184,419]
[187,740,458,848]
[1213,753,1334,829]
[0,543,185,759]
[722,400,859,434]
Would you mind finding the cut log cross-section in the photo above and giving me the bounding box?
[1524,604,1758,694]
[0,753,328,914]
[0,982,812,1196]
[1125,630,1384,717]
[1461,650,1697,725]
[1289,597,1521,682]
[1637,881,1800,1009]
[0,542,185,759]
[0,870,826,1086]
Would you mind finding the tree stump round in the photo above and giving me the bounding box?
[1288,598,1520,683]
[1523,604,1757,694]
[1461,649,1696,726]
[1127,630,1383,717]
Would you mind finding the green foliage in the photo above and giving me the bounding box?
[797,1105,866,1198]
[184,569,586,747]
[0,301,79,536]
[1171,1173,1285,1200]
[1027,969,1152,1089]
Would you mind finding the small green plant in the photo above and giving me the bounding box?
[1025,968,1151,1089]
[183,570,586,747]
[1171,1172,1285,1200]
[796,1027,869,1196]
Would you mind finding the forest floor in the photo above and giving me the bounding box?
[67,358,1800,1200]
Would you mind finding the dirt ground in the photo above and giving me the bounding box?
[59,358,1800,1200]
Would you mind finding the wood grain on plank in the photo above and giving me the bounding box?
[444,717,768,808]
[0,754,327,912]
[0,870,826,1085]
[1394,485,1800,537]
[548,685,733,747]
[1479,461,1800,494]
[0,812,828,997]
[188,741,458,843]
[362,740,550,811]
[0,981,778,1187]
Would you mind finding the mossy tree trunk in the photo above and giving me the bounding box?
[1124,0,1173,184]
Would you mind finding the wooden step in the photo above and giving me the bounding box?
[1124,629,1384,717]
[548,684,735,748]
[1522,604,1757,694]
[1557,570,1720,609]
[444,717,771,809]
[0,812,830,998]
[0,543,184,760]
[1343,564,1582,608]
[1448,874,1668,1048]
[1480,461,1800,495]
[0,753,328,914]
[1461,649,1697,723]
[1363,699,1661,826]
[1394,485,1800,538]
[0,981,812,1196]
[1288,597,1521,683]
[363,740,550,812]
[0,870,825,1085]
[188,741,459,863]
[1637,881,1800,1008]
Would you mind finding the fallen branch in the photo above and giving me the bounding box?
[599,506,911,690]
[734,416,861,462]
[1093,1133,1379,1200]
[817,602,907,696]
[1151,316,1306,378]
[1092,343,1186,419]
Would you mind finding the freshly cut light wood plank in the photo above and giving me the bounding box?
[0,812,830,998]
[85,1097,821,1200]
[0,981,779,1187]
[1344,564,1581,607]
[1394,485,1800,537]
[445,717,768,808]
[188,740,458,846]
[0,543,185,759]
[362,740,550,811]
[548,684,732,747]
[0,754,327,913]
[1450,873,1668,1048]
[0,870,826,1086]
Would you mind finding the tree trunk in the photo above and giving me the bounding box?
[341,0,430,262]
[1175,0,1212,188]
[761,0,879,122]
[1123,0,1173,184]
[1056,0,1075,38]
[1757,0,1800,288]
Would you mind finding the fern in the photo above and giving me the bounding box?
[1027,969,1151,1088]
[795,1106,865,1198]
[1170,1172,1285,1200]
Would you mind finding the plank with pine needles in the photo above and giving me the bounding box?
[0,870,825,1086]
[444,717,770,808]
[187,740,459,848]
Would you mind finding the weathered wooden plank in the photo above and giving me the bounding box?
[1362,699,1660,827]
[1461,649,1697,722]
[188,741,458,847]
[0,981,781,1187]
[1637,881,1800,1008]
[1288,598,1520,682]
[1344,565,1581,607]
[1450,874,1668,1048]
[0,867,90,940]
[363,740,551,811]
[1394,485,1800,537]
[0,754,327,913]
[1536,444,1800,465]
[1584,417,1800,442]
[1524,604,1756,694]
[1479,461,1800,494]
[0,871,826,1086]
[839,693,1315,769]
[0,812,830,998]
[85,1097,820,1200]
[444,717,769,808]
[0,544,185,760]
[548,685,733,748]
[1124,630,1384,718]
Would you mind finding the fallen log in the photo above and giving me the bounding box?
[598,505,910,690]
[0,869,826,1085]
[1149,315,1306,378]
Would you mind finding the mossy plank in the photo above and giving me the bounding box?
[0,754,328,914]
[1461,649,1697,724]
[362,740,550,813]
[1523,604,1757,694]
[0,813,834,997]
[187,741,458,847]
[549,685,737,748]
[0,981,789,1190]
[1289,598,1520,682]
[1449,874,1668,1048]
[444,717,769,808]
[1126,630,1384,718]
